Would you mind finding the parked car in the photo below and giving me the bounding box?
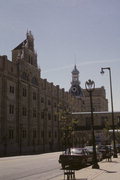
[116,144,120,153]
[97,145,106,159]
[85,146,103,161]
[58,147,93,169]
[98,145,113,159]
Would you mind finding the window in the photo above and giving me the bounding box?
[9,129,14,139]
[29,56,33,65]
[31,58,33,65]
[54,114,57,121]
[41,97,44,103]
[11,67,13,72]
[48,131,51,138]
[23,88,27,97]
[48,100,51,105]
[101,116,108,127]
[48,113,51,120]
[10,86,14,94]
[31,77,38,85]
[33,109,37,118]
[33,129,37,138]
[41,112,44,119]
[33,92,37,100]
[54,102,57,108]
[22,130,27,138]
[9,105,14,114]
[21,72,28,81]
[22,107,27,116]
[86,117,91,129]
[41,130,44,138]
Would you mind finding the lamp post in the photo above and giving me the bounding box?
[100,67,118,158]
[85,79,99,169]
[19,124,22,155]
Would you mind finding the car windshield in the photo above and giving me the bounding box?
[71,148,83,154]
[85,146,99,152]
[85,146,93,152]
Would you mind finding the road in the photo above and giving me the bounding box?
[0,152,63,180]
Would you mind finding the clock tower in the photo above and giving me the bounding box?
[69,65,83,98]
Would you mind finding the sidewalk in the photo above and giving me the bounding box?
[55,155,120,180]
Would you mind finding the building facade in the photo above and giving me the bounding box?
[72,111,120,146]
[0,31,84,156]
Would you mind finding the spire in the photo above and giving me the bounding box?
[26,30,34,41]
[72,64,79,74]
[25,30,34,51]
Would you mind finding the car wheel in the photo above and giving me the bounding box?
[62,164,65,169]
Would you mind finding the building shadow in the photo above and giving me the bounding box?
[75,179,88,180]
[99,168,117,173]
[101,160,119,164]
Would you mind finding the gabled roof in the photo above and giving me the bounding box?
[12,39,27,50]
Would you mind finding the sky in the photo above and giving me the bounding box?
[0,0,120,111]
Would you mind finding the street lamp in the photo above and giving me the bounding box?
[100,67,118,158]
[85,79,100,169]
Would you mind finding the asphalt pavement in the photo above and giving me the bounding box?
[54,155,120,180]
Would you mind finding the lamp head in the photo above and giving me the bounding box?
[85,79,95,92]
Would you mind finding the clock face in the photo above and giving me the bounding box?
[72,86,77,92]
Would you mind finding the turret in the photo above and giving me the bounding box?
[12,31,37,67]
[71,65,80,86]
[69,65,83,98]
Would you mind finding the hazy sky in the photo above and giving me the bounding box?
[0,0,120,111]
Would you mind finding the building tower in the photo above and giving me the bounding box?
[12,30,38,68]
[69,65,83,98]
